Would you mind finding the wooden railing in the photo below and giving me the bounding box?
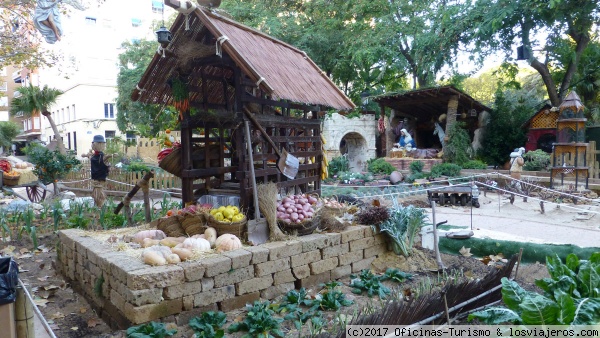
[61,163,182,194]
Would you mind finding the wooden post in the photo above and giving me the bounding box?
[115,171,155,215]
[143,179,151,223]
[443,95,459,157]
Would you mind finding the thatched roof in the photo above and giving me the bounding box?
[132,7,354,111]
[373,86,490,122]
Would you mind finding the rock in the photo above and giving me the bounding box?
[389,171,403,184]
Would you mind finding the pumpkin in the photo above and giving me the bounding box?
[215,234,242,252]
[166,254,181,264]
[171,247,193,261]
[133,230,166,244]
[181,238,211,252]
[142,238,160,248]
[160,237,182,248]
[142,249,167,266]
[204,227,217,247]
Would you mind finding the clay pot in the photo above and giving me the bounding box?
[389,171,403,184]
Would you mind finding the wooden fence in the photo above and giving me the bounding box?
[587,141,599,179]
[61,163,181,195]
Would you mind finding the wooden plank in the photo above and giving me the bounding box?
[182,166,238,178]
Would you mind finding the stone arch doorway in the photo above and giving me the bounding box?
[340,132,368,171]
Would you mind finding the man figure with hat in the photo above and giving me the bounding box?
[82,135,110,206]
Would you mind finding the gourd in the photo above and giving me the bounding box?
[166,254,181,264]
[160,237,183,248]
[181,238,211,252]
[142,248,168,266]
[214,234,242,252]
[204,227,217,248]
[133,230,166,244]
[171,248,193,261]
[142,238,160,248]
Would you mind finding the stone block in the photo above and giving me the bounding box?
[203,256,232,277]
[310,257,339,275]
[292,265,310,280]
[214,266,254,288]
[322,233,341,246]
[299,233,335,252]
[176,304,218,326]
[295,271,331,289]
[244,246,269,264]
[331,265,352,280]
[86,243,114,266]
[352,256,376,273]
[261,282,295,300]
[290,250,322,268]
[222,249,252,269]
[123,298,183,324]
[236,275,273,295]
[339,250,364,266]
[180,261,206,282]
[127,265,185,290]
[255,257,290,276]
[322,243,349,259]
[201,277,214,292]
[273,269,296,285]
[57,230,77,251]
[364,244,387,258]
[110,289,126,310]
[262,241,302,260]
[218,292,260,312]
[183,295,194,311]
[163,281,202,300]
[194,285,236,307]
[363,225,380,237]
[373,234,387,245]
[124,286,164,306]
[341,227,365,243]
[110,256,148,284]
[350,237,374,252]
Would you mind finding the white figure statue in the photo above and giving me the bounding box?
[34,0,63,44]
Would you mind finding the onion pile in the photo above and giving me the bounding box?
[276,194,318,224]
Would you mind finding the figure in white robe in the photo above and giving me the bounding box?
[34,0,62,44]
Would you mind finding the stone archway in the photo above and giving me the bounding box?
[340,132,368,171]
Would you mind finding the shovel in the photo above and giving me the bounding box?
[243,108,299,179]
[244,120,269,245]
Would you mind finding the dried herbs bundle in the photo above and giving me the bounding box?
[355,206,390,225]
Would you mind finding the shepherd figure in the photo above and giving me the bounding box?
[82,135,110,206]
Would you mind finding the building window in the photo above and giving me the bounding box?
[66,106,70,122]
[131,18,142,27]
[0,82,7,92]
[73,131,77,151]
[0,68,6,76]
[67,132,71,149]
[105,130,116,140]
[72,104,76,120]
[104,103,115,118]
[62,108,65,123]
[151,0,164,13]
[126,131,136,142]
[85,17,97,25]
[0,96,7,106]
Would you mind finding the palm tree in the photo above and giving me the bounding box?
[0,121,22,150]
[9,84,66,155]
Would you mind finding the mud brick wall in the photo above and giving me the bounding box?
[385,158,442,171]
[56,225,389,329]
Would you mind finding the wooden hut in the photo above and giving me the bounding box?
[131,6,354,211]
[521,104,557,153]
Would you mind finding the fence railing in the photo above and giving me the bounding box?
[587,141,599,179]
[61,163,181,193]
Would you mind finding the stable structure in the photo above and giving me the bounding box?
[132,7,354,210]
[550,92,589,191]
[522,104,557,153]
[374,86,490,156]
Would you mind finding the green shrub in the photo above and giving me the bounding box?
[328,155,349,176]
[444,122,472,166]
[409,160,424,174]
[124,161,151,173]
[367,158,396,175]
[462,160,487,169]
[430,163,462,178]
[523,149,551,171]
[404,172,428,183]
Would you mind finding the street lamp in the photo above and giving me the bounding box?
[156,26,173,47]
[516,45,530,60]
[360,90,370,110]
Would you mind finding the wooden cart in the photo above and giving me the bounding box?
[427,186,479,207]
[0,171,49,203]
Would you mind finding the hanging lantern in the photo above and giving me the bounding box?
[156,26,172,47]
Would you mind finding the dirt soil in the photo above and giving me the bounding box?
[0,229,549,338]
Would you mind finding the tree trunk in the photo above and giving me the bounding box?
[41,110,66,155]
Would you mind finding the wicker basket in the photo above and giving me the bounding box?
[158,147,182,177]
[2,173,21,187]
[154,216,186,237]
[178,214,207,236]
[277,218,318,236]
[207,214,247,239]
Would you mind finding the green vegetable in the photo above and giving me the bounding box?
[382,268,413,283]
[126,321,177,338]
[228,301,284,338]
[367,158,396,175]
[350,269,391,299]
[378,205,428,257]
[189,311,227,338]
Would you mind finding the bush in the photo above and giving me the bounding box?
[430,163,462,178]
[444,122,472,166]
[523,149,551,171]
[409,160,424,174]
[404,172,428,183]
[367,158,396,175]
[24,143,81,184]
[124,161,151,173]
[462,160,487,169]
[328,155,349,176]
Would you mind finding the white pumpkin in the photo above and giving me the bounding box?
[181,237,211,252]
[204,227,217,248]
[215,234,242,252]
[133,230,166,244]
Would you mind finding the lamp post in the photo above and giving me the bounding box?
[360,90,370,111]
[156,26,172,47]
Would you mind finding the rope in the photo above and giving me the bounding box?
[91,180,106,207]
[136,84,146,92]
[255,77,265,87]
[105,178,175,195]
[157,45,166,57]
[140,179,150,194]
[58,178,91,184]
[216,36,229,57]
[175,1,197,30]
[122,195,131,207]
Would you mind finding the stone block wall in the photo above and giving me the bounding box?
[56,225,389,329]
[385,158,442,172]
